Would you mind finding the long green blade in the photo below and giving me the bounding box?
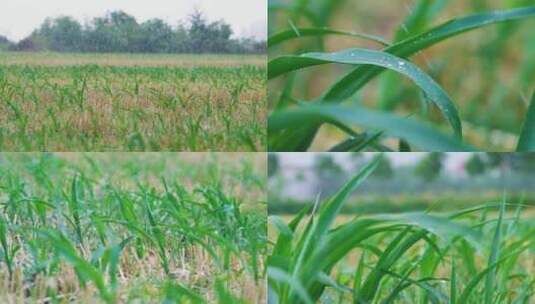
[324,7,535,101]
[271,6,535,151]
[484,195,505,304]
[269,48,462,138]
[268,267,314,304]
[516,91,535,151]
[314,154,382,237]
[269,104,474,151]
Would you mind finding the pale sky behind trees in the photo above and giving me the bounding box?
[0,0,267,41]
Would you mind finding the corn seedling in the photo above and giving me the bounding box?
[268,155,535,303]
[0,53,266,151]
[268,1,535,151]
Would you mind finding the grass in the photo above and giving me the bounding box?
[0,153,266,303]
[268,1,535,151]
[268,155,535,303]
[0,52,266,151]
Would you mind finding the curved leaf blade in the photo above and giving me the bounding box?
[516,91,535,151]
[269,48,462,138]
[271,6,535,151]
[269,104,474,151]
[268,27,390,48]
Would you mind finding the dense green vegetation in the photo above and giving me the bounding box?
[0,53,266,151]
[268,1,535,151]
[0,153,266,303]
[0,10,265,54]
[268,155,535,303]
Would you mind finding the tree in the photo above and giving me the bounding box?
[373,157,394,179]
[10,35,45,52]
[83,16,117,52]
[171,24,189,53]
[415,153,444,182]
[314,154,344,177]
[465,154,486,177]
[206,21,232,52]
[0,35,9,44]
[109,11,139,52]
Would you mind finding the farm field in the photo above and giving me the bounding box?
[268,1,535,151]
[0,52,267,151]
[0,153,267,303]
[268,155,535,303]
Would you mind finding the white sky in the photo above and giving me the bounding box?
[0,0,267,41]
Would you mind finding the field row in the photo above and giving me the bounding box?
[0,64,266,151]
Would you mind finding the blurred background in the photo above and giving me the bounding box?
[268,153,535,214]
[268,0,535,150]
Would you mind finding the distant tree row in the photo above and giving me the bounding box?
[0,10,266,54]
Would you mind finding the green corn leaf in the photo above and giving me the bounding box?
[516,91,535,151]
[268,27,390,47]
[269,104,474,151]
[268,267,314,304]
[373,212,483,249]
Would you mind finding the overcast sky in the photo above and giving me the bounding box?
[0,0,267,41]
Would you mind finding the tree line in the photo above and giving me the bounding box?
[268,153,535,182]
[0,10,265,54]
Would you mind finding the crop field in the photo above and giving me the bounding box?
[268,156,535,303]
[268,1,535,152]
[0,52,266,152]
[0,153,266,303]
